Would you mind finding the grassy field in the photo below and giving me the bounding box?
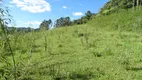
[1,9,142,80]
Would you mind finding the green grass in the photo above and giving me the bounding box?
[1,8,142,80]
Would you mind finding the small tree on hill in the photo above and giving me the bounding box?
[85,11,93,20]
[40,19,52,30]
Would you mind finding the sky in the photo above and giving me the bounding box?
[2,0,109,29]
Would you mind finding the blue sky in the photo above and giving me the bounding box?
[3,0,109,28]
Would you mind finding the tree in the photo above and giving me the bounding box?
[99,0,142,15]
[64,17,71,26]
[85,11,93,20]
[81,16,87,24]
[54,17,71,27]
[48,19,52,28]
[40,19,52,30]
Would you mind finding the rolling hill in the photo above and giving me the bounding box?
[1,8,142,80]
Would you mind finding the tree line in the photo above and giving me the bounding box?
[35,0,142,30]
[40,0,142,30]
[99,0,142,15]
[39,10,95,30]
[1,0,142,31]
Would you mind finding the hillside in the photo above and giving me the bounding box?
[0,8,142,80]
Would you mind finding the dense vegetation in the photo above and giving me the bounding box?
[99,0,142,15]
[39,10,94,29]
[40,19,52,30]
[0,0,142,80]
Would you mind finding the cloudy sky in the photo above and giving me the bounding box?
[2,0,109,28]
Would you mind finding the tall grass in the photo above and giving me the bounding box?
[0,6,17,80]
[0,7,142,80]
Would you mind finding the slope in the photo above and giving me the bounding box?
[1,9,142,80]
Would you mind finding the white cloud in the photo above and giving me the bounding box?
[23,21,42,28]
[8,5,14,7]
[11,0,51,13]
[25,21,42,25]
[71,17,75,21]
[62,6,67,9]
[17,20,23,23]
[73,12,83,16]
[5,4,14,8]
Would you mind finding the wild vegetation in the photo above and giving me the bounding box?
[99,0,142,15]
[0,0,142,80]
[39,10,94,29]
[40,19,52,30]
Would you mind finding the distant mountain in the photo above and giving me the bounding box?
[7,27,39,32]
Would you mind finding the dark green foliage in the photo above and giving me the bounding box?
[44,35,47,51]
[85,10,93,20]
[55,17,71,27]
[72,11,94,25]
[54,11,94,28]
[92,51,102,57]
[40,19,52,30]
[99,0,142,15]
